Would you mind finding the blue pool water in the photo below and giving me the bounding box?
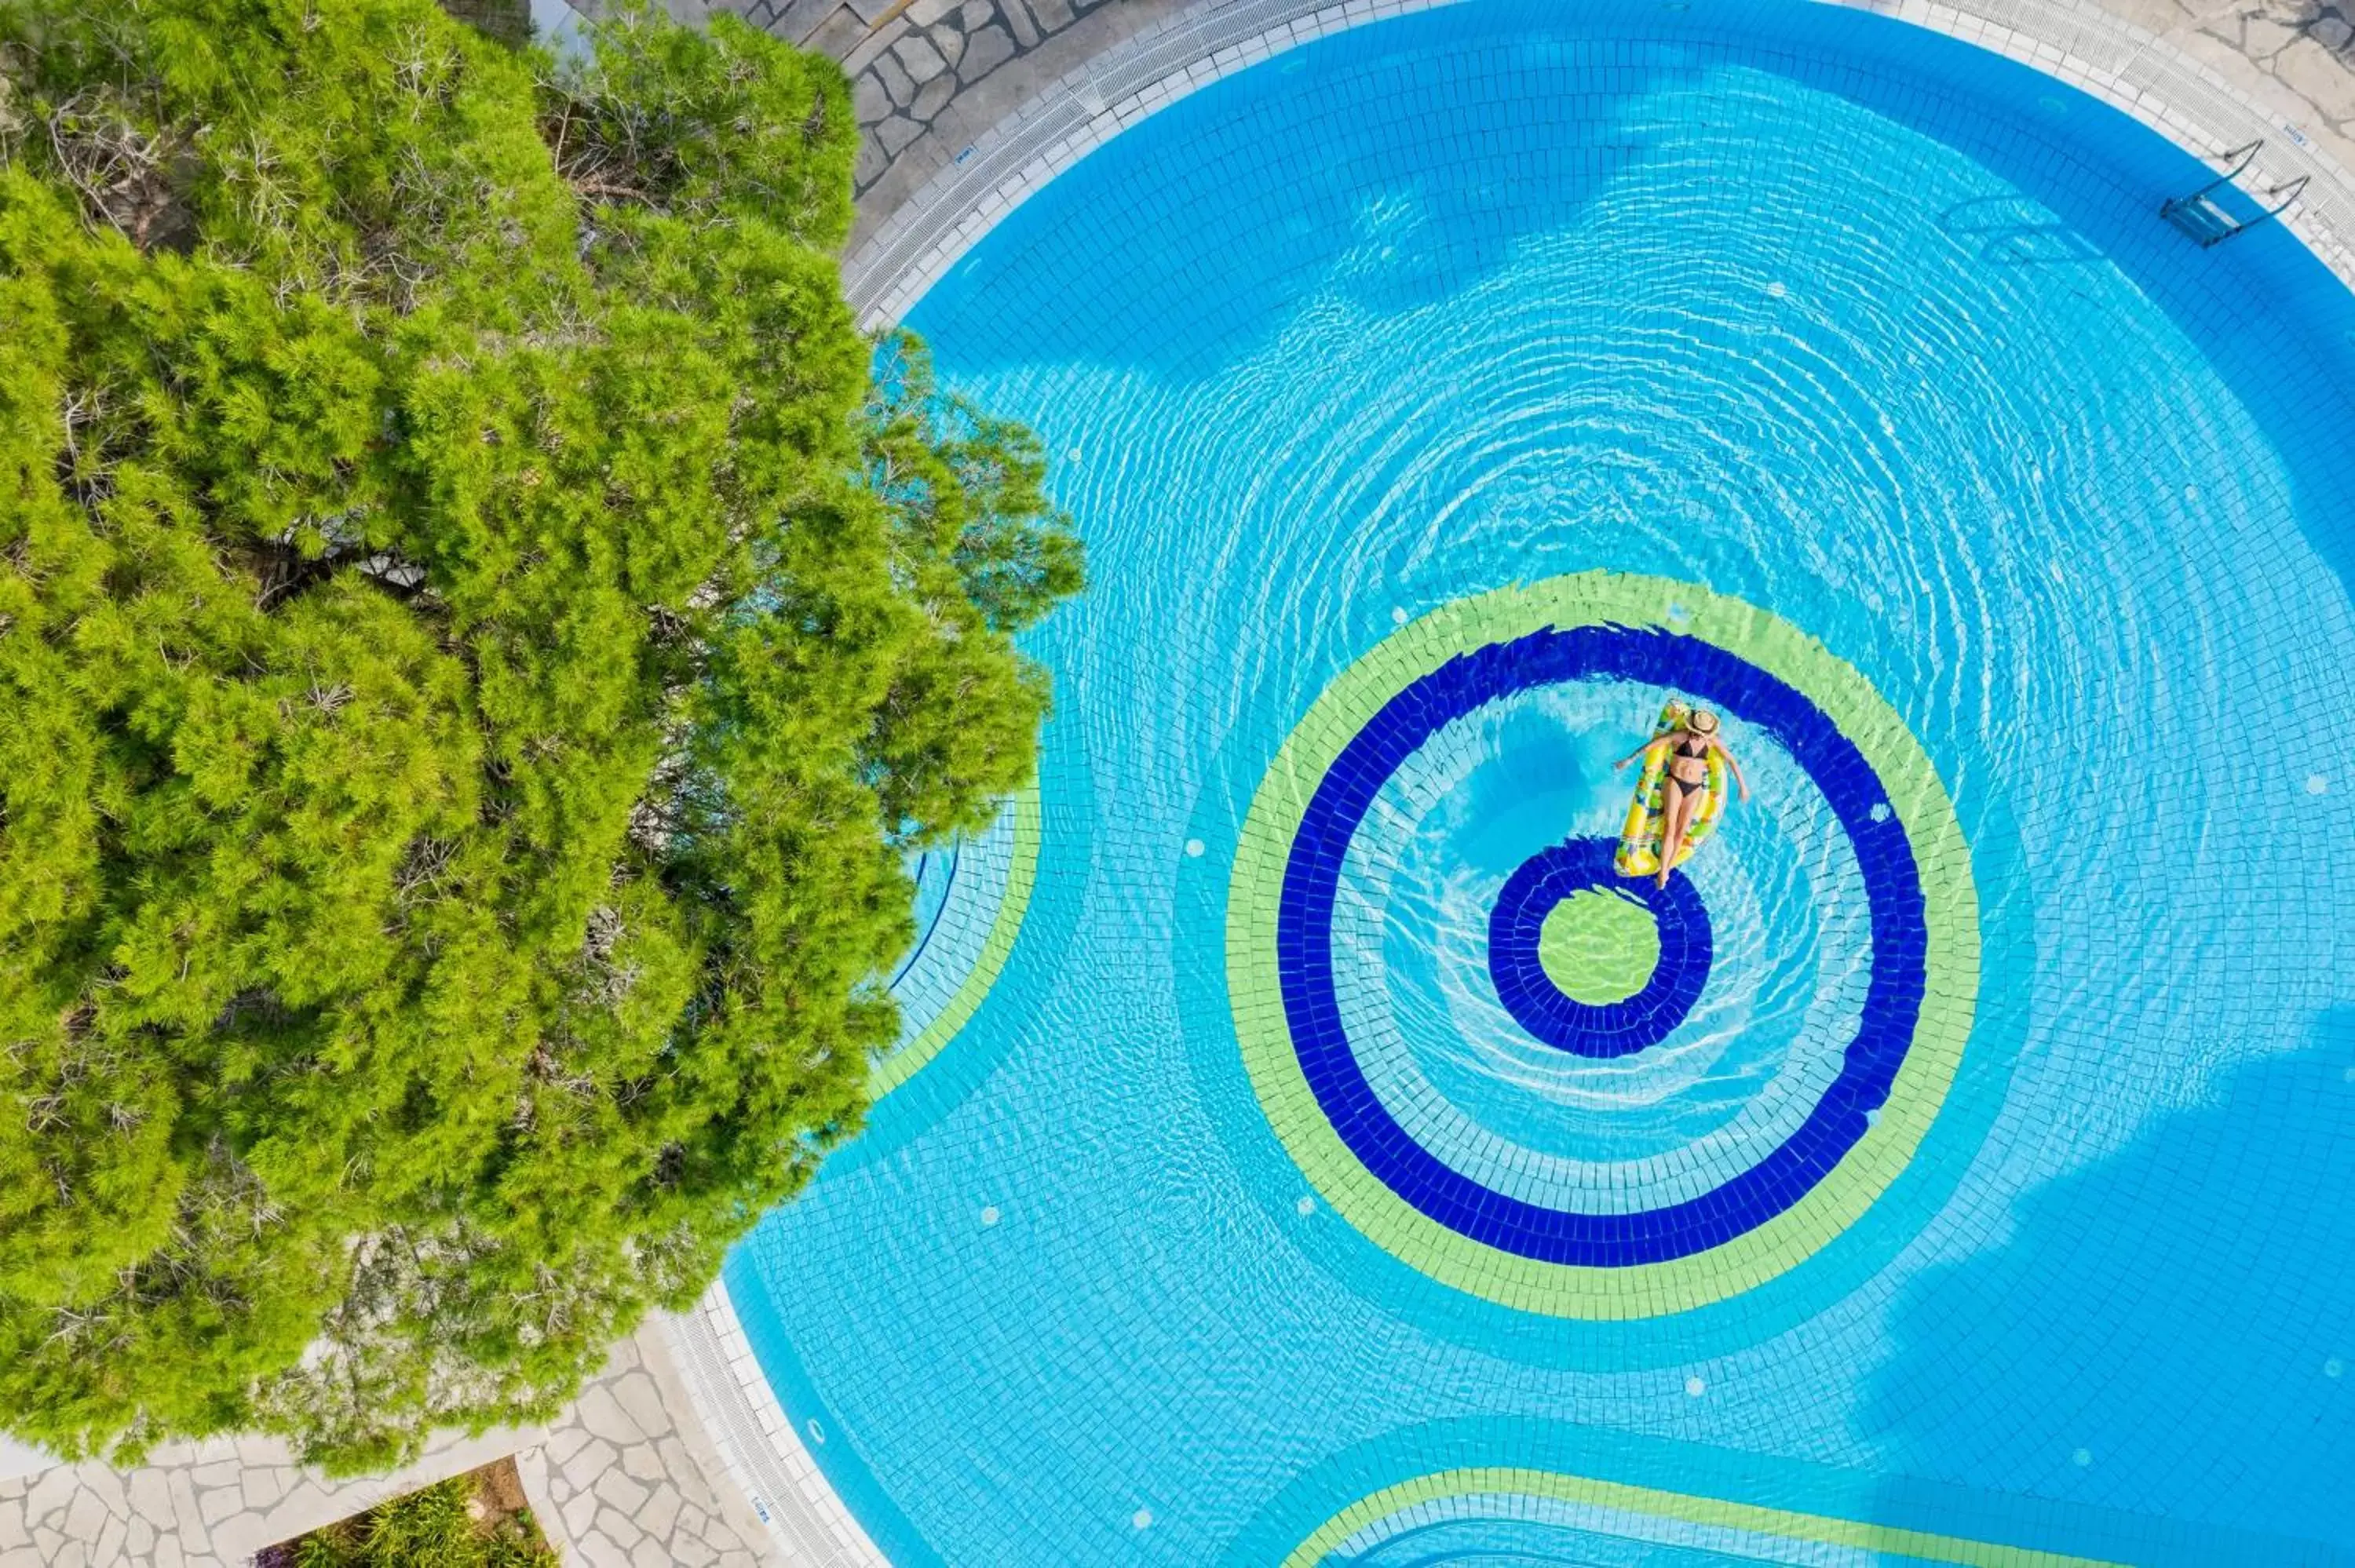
[730,1,2355,1562]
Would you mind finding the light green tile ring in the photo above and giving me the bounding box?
[871,782,1042,1099]
[1225,572,1979,1319]
[1282,1467,2121,1567]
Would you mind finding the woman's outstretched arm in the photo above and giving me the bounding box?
[1715,737,1752,802]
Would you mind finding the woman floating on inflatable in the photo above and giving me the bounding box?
[1612,702,1751,887]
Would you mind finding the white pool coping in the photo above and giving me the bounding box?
[841,0,2355,329]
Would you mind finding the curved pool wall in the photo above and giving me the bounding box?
[723,0,2355,1562]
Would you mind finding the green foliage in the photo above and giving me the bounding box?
[279,1475,556,1568]
[0,0,1077,1471]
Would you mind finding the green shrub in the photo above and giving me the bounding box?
[0,0,1077,1471]
[277,1475,556,1568]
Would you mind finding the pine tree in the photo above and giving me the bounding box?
[0,0,1078,1471]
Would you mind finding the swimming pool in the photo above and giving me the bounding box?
[729,0,2355,1561]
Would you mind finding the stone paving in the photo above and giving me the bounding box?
[734,0,1194,239]
[0,1425,535,1567]
[516,1322,770,1568]
[2098,0,2355,158]
[0,1321,763,1567]
[725,0,2355,261]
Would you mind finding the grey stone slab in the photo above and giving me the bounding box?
[878,114,927,152]
[560,1482,601,1541]
[2278,35,2355,115]
[126,1519,154,1559]
[629,1535,670,1568]
[28,1529,68,1567]
[165,1471,204,1543]
[620,1446,664,1485]
[2247,9,2306,55]
[211,1507,275,1560]
[960,20,1015,79]
[569,1437,619,1487]
[912,70,958,119]
[188,1463,239,1492]
[90,1511,126,1566]
[544,1424,593,1467]
[876,48,917,105]
[239,1467,287,1511]
[856,129,891,186]
[958,0,995,26]
[0,1545,46,1568]
[150,1537,183,1568]
[574,1387,644,1450]
[603,1497,650,1544]
[227,1438,279,1468]
[591,1468,650,1516]
[1002,0,1041,46]
[857,61,890,126]
[908,0,961,22]
[126,1471,171,1528]
[609,1373,671,1447]
[593,1504,644,1549]
[638,1480,683,1541]
[62,1488,107,1547]
[575,1527,633,1568]
[257,1477,330,1541]
[842,15,912,75]
[652,1436,699,1493]
[24,1468,77,1529]
[195,1487,241,1528]
[81,1468,127,1524]
[807,7,871,58]
[0,1501,23,1552]
[896,31,948,82]
[772,0,843,42]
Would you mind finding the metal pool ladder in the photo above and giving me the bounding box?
[2161,140,2309,247]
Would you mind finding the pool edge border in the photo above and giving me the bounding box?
[839,0,2355,328]
[665,1282,894,1567]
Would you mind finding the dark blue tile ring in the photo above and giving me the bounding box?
[1487,836,1712,1058]
[1276,623,1928,1268]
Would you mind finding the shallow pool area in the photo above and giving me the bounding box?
[728,0,2355,1560]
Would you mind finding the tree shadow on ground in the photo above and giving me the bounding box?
[1861,1010,2355,1563]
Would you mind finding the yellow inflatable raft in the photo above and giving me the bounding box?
[1613,698,1729,878]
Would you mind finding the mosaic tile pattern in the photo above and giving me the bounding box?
[1488,837,1713,1056]
[1229,574,1976,1311]
[1282,1468,2128,1566]
[873,783,1041,1097]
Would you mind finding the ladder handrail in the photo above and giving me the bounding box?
[2160,140,2306,246]
[2160,139,2263,218]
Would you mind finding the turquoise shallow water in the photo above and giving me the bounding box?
[730,1,2355,1562]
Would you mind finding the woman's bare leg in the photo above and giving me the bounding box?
[1658,783,1697,886]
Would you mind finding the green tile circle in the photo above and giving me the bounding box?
[1536,887,1660,1006]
